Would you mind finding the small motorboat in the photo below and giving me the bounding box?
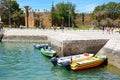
[33,44,49,49]
[70,55,107,71]
[0,22,4,42]
[51,53,94,66]
[40,47,57,57]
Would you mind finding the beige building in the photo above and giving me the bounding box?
[25,11,51,28]
[25,11,93,28]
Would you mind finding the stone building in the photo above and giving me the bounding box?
[25,11,94,28]
[25,11,51,28]
[28,12,35,28]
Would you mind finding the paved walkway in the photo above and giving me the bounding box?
[3,28,120,40]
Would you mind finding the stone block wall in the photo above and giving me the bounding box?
[3,35,47,42]
[28,12,35,28]
[48,37,63,56]
[97,39,120,69]
[49,37,108,57]
[63,39,108,56]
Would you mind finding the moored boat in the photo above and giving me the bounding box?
[0,22,4,42]
[70,55,107,71]
[51,53,94,66]
[33,44,49,49]
[40,47,57,57]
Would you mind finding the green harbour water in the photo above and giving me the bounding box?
[0,42,120,80]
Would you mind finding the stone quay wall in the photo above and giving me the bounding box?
[48,36,63,57]
[3,35,47,42]
[62,39,108,56]
[49,39,108,57]
[97,39,120,69]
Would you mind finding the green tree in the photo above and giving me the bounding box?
[12,10,24,27]
[0,0,24,27]
[51,2,57,26]
[50,2,76,27]
[93,2,120,20]
[105,2,120,20]
[92,2,120,27]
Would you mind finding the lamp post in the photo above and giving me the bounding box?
[68,4,71,28]
[61,17,64,27]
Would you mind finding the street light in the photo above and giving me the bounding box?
[69,9,71,28]
[61,17,64,27]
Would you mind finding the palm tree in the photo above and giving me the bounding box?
[12,11,24,27]
[24,6,30,28]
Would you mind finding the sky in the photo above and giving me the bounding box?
[16,0,120,13]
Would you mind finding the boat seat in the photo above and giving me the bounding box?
[77,59,95,64]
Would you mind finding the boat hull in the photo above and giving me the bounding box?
[0,30,4,42]
[70,55,107,71]
[58,53,94,66]
[40,48,56,57]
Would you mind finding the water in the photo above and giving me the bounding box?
[0,42,120,80]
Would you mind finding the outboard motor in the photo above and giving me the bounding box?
[45,45,48,49]
[51,57,58,66]
[63,61,71,70]
[0,34,3,42]
[101,57,108,66]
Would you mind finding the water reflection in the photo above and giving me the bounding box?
[51,65,120,80]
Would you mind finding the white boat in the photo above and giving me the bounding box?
[51,53,94,66]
